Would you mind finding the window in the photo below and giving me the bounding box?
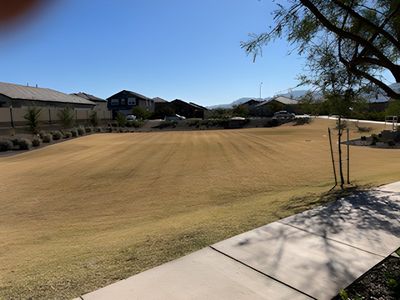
[128,98,136,106]
[120,98,126,105]
[111,99,119,106]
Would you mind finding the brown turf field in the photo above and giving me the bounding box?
[0,119,399,298]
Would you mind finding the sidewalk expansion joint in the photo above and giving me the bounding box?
[208,245,316,300]
[277,221,385,258]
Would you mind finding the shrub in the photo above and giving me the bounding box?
[24,107,42,134]
[371,134,379,145]
[264,119,280,127]
[0,139,13,151]
[360,136,367,141]
[58,107,75,128]
[42,134,52,143]
[128,120,144,128]
[154,121,177,129]
[85,127,93,133]
[77,127,85,136]
[12,138,32,150]
[118,127,129,133]
[388,140,396,147]
[39,130,46,139]
[32,137,41,147]
[356,125,372,133]
[187,120,200,127]
[294,117,312,125]
[70,129,78,137]
[132,106,152,120]
[52,131,62,140]
[63,131,72,138]
[116,113,127,127]
[95,127,103,133]
[89,111,99,127]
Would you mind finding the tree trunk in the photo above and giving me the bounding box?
[337,116,345,189]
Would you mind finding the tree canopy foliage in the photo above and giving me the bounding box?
[243,0,400,99]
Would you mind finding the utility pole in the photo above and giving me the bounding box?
[259,82,263,100]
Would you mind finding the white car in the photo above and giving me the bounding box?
[126,114,137,121]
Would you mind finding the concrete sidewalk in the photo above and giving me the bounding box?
[317,115,396,126]
[78,183,400,300]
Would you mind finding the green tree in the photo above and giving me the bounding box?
[208,108,232,119]
[243,0,400,100]
[132,106,152,120]
[58,107,75,128]
[24,107,42,134]
[232,105,249,117]
[115,113,127,127]
[386,100,400,116]
[298,92,316,115]
[153,105,175,119]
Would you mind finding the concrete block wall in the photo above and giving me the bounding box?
[0,106,111,127]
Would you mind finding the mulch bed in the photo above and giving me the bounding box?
[333,254,400,300]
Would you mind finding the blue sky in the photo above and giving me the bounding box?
[0,0,307,106]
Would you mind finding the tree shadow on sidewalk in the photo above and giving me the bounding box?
[215,187,400,299]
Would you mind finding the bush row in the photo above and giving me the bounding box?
[0,126,108,152]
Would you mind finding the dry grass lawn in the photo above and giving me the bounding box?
[0,119,399,299]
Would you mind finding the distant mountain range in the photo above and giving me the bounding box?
[208,83,400,109]
[208,90,309,109]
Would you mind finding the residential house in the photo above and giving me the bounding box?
[0,81,97,126]
[254,96,300,117]
[73,92,111,120]
[153,97,168,104]
[155,99,208,119]
[107,90,154,119]
[238,99,262,116]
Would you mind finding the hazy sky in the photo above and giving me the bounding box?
[0,0,308,106]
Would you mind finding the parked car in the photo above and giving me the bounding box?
[273,111,295,120]
[165,114,186,121]
[126,114,137,121]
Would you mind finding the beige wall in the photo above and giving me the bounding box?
[0,105,111,126]
[0,108,11,123]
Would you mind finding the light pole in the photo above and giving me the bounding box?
[259,82,263,100]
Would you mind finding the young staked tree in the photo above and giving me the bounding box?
[300,40,369,188]
[24,107,42,134]
[89,110,99,127]
[242,0,400,101]
[57,107,75,129]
